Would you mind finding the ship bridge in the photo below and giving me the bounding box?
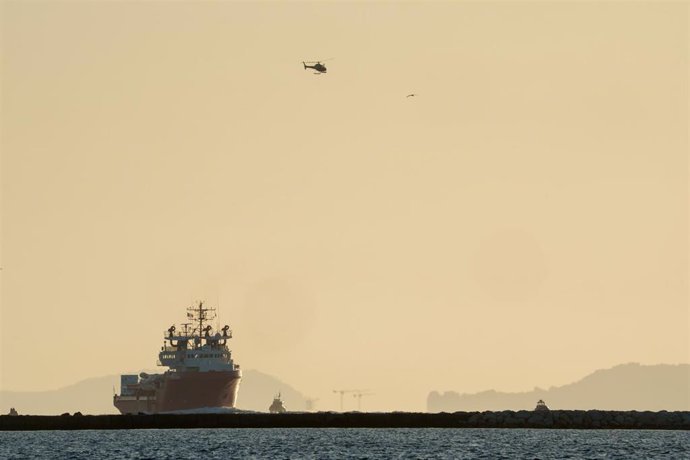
[158,302,240,373]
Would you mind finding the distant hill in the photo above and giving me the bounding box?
[0,369,307,415]
[428,363,690,412]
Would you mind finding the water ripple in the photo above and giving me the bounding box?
[1,428,688,459]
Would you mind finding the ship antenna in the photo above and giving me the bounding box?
[198,301,204,339]
[216,289,220,332]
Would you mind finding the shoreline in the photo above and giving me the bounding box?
[1,410,689,431]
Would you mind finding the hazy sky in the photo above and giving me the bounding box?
[1,1,688,412]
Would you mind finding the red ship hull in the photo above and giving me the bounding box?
[114,370,241,414]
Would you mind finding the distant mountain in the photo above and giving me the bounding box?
[428,363,690,412]
[0,369,307,415]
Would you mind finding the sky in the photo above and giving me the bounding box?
[1,1,688,412]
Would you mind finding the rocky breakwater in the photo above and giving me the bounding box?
[1,410,688,430]
[458,410,690,430]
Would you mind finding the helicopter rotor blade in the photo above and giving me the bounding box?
[303,58,334,63]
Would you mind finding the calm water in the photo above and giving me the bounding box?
[1,428,688,459]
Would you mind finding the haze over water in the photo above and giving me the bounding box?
[1,2,687,412]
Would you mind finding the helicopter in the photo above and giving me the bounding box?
[302,59,331,74]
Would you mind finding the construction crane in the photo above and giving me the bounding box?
[332,389,358,411]
[352,391,374,411]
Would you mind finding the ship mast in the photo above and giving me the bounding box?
[187,301,216,346]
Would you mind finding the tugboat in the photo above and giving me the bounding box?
[269,393,287,413]
[113,302,241,414]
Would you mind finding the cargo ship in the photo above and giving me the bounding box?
[113,302,241,414]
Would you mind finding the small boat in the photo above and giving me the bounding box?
[534,399,550,411]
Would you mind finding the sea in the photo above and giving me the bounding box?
[1,428,688,459]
